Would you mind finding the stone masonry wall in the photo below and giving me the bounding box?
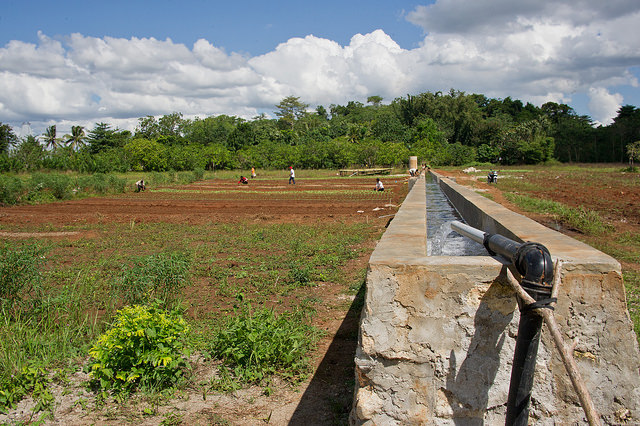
[351,173,640,425]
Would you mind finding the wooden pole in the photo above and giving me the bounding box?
[505,264,601,426]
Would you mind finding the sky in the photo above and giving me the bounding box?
[1,0,639,137]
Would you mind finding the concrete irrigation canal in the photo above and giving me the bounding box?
[350,172,640,425]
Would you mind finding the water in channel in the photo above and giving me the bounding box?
[426,175,488,256]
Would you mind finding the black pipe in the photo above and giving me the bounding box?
[482,235,554,425]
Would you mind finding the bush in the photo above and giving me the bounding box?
[88,303,191,395]
[113,252,191,309]
[209,306,318,385]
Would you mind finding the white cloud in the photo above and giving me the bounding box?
[588,87,623,125]
[0,0,639,136]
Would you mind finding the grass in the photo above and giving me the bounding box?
[0,212,379,417]
[503,193,612,235]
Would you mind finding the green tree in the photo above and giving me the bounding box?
[124,138,168,171]
[0,123,18,153]
[135,116,160,139]
[41,125,61,151]
[183,115,240,146]
[367,95,383,107]
[86,122,127,154]
[627,141,640,166]
[275,96,309,129]
[64,126,86,151]
[14,135,45,170]
[316,105,328,120]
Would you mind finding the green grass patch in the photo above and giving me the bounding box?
[207,304,320,387]
[504,193,612,235]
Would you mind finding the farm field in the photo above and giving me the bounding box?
[438,164,640,343]
[0,171,409,425]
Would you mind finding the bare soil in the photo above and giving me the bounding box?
[0,175,409,425]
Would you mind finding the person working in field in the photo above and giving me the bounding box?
[375,178,384,192]
[289,166,296,184]
[135,179,146,192]
[251,167,256,178]
[238,176,249,185]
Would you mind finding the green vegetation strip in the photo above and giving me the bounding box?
[503,193,612,235]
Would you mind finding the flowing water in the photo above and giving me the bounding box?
[426,175,488,256]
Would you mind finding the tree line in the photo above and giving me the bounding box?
[1,90,639,173]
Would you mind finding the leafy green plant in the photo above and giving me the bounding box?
[287,260,313,286]
[88,303,191,395]
[113,252,191,308]
[0,362,53,414]
[208,305,318,386]
[0,243,45,314]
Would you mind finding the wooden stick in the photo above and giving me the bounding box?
[505,267,601,426]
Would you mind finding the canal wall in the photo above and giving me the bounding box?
[351,172,640,424]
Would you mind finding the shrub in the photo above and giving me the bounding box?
[88,303,191,395]
[209,305,318,385]
[113,252,191,309]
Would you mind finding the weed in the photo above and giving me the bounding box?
[113,252,191,309]
[0,361,53,414]
[88,303,191,396]
[287,260,313,286]
[161,410,185,425]
[0,243,45,315]
[208,305,319,386]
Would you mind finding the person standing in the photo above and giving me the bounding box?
[289,166,295,185]
[251,167,256,178]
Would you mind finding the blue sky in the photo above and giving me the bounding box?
[0,1,426,55]
[1,0,639,136]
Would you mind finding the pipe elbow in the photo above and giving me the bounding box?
[514,242,554,299]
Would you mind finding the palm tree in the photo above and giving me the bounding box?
[65,125,86,151]
[42,125,61,150]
